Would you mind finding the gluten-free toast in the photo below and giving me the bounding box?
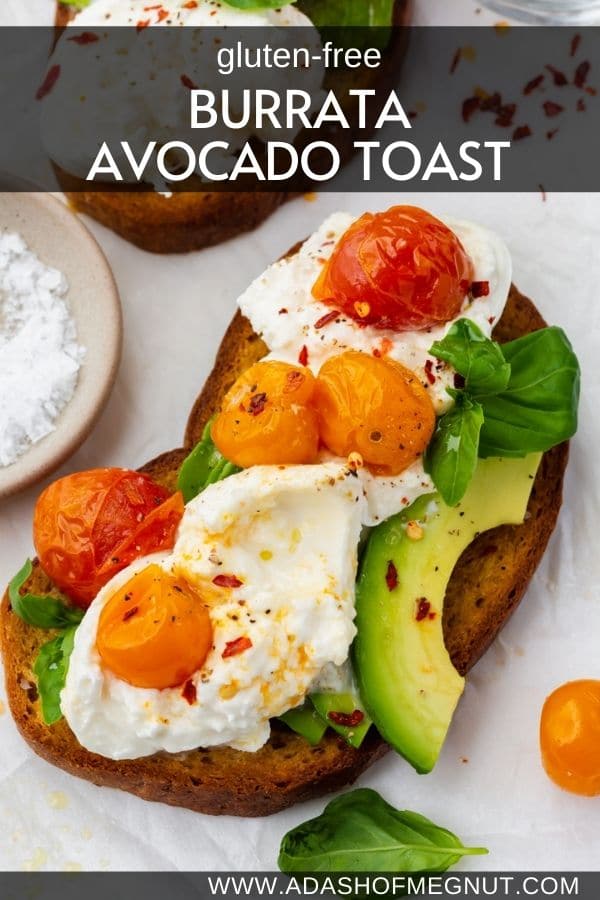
[0,273,568,816]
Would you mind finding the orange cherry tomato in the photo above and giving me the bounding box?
[540,680,600,796]
[96,564,212,690]
[34,469,184,609]
[211,360,320,468]
[314,351,436,476]
[312,206,474,332]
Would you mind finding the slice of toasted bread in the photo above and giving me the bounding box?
[52,2,412,253]
[0,274,568,817]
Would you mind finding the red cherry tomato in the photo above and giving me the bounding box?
[312,206,474,332]
[33,469,184,608]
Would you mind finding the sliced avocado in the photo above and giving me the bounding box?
[311,692,372,748]
[278,705,328,746]
[354,454,541,774]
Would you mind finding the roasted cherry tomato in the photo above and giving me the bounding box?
[540,680,600,796]
[33,469,184,608]
[96,564,212,689]
[312,206,474,332]
[314,351,436,476]
[211,360,319,468]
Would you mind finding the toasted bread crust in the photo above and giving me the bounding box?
[53,2,412,253]
[0,271,568,816]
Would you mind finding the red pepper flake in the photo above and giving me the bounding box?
[462,96,480,123]
[523,73,544,95]
[328,709,364,728]
[372,348,381,358]
[480,92,502,113]
[213,574,243,589]
[298,345,309,367]
[543,100,564,117]
[180,74,197,90]
[183,0,198,5]
[513,125,532,140]
[222,636,252,659]
[156,8,169,21]
[144,3,162,8]
[181,680,197,705]
[539,184,547,202]
[415,598,431,622]
[278,307,288,315]
[546,128,559,140]
[570,33,581,58]
[136,18,150,30]
[122,605,139,622]
[284,370,305,392]
[424,359,436,385]
[545,65,568,87]
[495,103,516,127]
[428,611,437,621]
[577,98,586,112]
[385,561,398,592]
[471,280,490,298]
[247,391,267,416]
[574,60,590,88]
[314,310,339,329]
[450,47,461,75]
[36,64,61,100]
[67,31,99,45]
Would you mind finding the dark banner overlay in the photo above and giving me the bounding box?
[1,26,599,192]
[0,872,591,898]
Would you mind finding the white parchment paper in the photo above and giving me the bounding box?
[1,0,599,874]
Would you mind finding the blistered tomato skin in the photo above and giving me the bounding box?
[96,564,212,690]
[314,351,436,476]
[211,361,320,468]
[312,206,474,332]
[33,469,184,609]
[540,680,600,796]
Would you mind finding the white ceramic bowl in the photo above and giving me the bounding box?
[0,190,122,499]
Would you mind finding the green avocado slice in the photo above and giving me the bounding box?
[354,454,541,774]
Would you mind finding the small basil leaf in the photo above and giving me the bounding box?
[33,627,78,726]
[424,393,484,507]
[177,419,241,503]
[9,560,83,630]
[430,319,511,398]
[278,788,488,873]
[298,0,395,26]
[223,0,294,8]
[479,327,580,458]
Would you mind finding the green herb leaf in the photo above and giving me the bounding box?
[425,393,484,507]
[479,327,580,458]
[9,560,83,630]
[278,704,328,746]
[224,0,294,8]
[278,788,488,873]
[60,0,90,7]
[298,0,395,27]
[177,419,241,503]
[430,319,511,398]
[33,627,78,726]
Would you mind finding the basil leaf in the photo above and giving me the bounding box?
[278,788,488,873]
[298,0,395,27]
[479,327,580,458]
[224,0,294,7]
[425,393,484,507]
[60,0,90,7]
[9,560,83,630]
[430,319,511,398]
[177,419,240,503]
[33,627,77,726]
